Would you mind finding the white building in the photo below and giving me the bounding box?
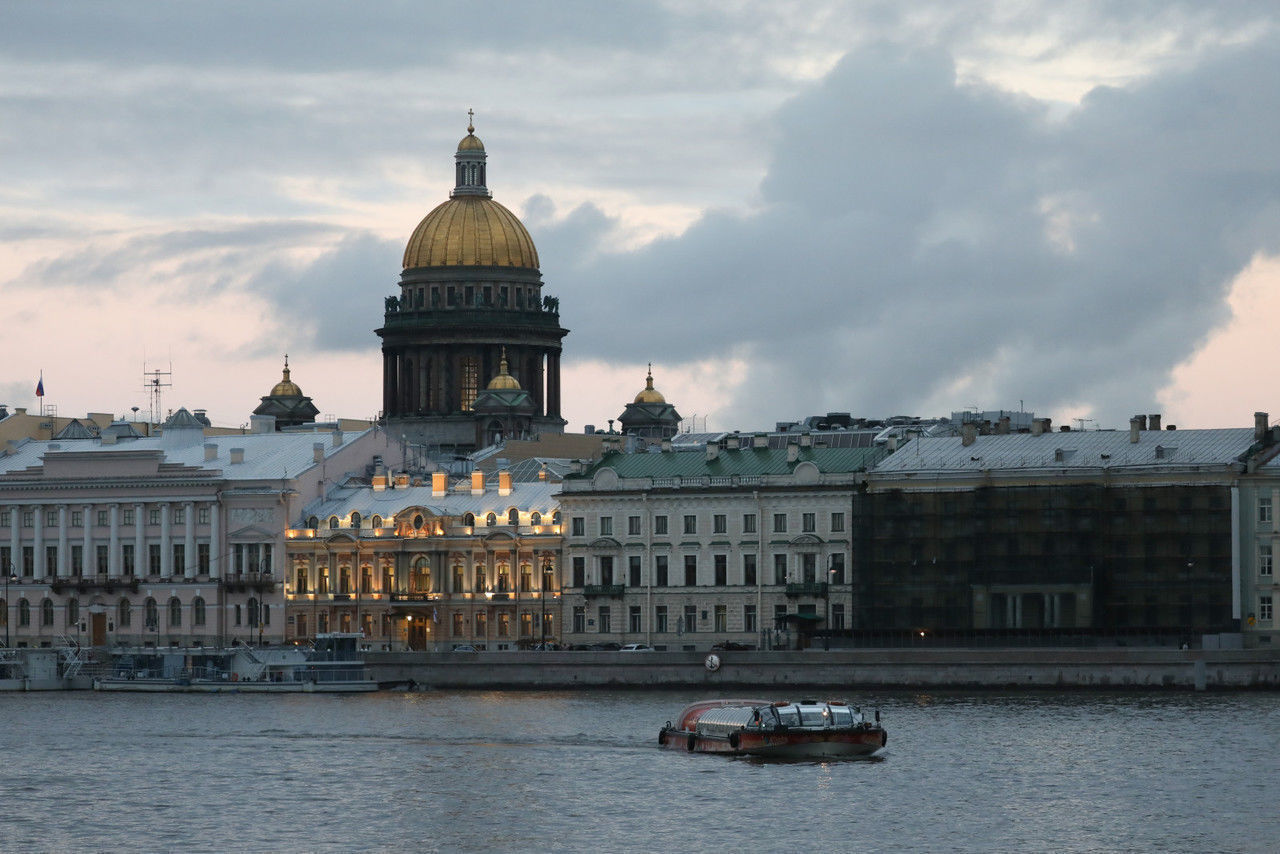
[0,409,403,649]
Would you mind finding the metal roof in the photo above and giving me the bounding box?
[304,479,561,520]
[575,445,887,480]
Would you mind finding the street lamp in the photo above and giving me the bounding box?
[4,567,16,648]
[540,556,554,647]
[825,567,837,650]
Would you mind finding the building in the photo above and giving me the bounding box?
[378,117,568,452]
[557,433,887,649]
[617,366,681,440]
[1231,413,1280,648]
[858,414,1262,644]
[284,469,562,650]
[252,355,320,429]
[0,409,402,649]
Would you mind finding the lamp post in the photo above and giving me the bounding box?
[540,556,553,647]
[825,567,837,650]
[4,567,16,647]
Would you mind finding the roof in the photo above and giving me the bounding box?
[870,428,1255,475]
[304,479,561,521]
[402,195,538,269]
[574,444,887,480]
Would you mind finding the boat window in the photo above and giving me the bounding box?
[800,707,826,727]
[776,707,801,727]
[830,706,853,726]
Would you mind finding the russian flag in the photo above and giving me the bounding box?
[35,373,44,397]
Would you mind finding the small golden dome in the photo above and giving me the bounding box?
[634,365,666,404]
[403,195,539,269]
[458,132,485,152]
[487,350,522,390]
[270,356,303,397]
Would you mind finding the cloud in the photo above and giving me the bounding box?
[540,39,1280,428]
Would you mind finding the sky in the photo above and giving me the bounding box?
[3,1,1280,434]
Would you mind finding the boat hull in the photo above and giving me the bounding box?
[659,725,886,758]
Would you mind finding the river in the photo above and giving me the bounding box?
[0,689,1275,852]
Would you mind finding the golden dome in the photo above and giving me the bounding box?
[487,350,523,390]
[270,356,303,397]
[634,365,666,404]
[403,196,539,269]
[458,132,485,151]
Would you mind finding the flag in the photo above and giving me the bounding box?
[35,373,44,397]
[432,608,439,623]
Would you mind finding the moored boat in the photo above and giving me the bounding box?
[659,699,886,758]
[93,632,377,693]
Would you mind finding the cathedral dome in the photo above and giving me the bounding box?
[402,196,539,269]
[634,367,666,404]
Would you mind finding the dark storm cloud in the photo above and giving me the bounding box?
[540,40,1280,428]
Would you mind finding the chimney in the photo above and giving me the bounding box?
[372,474,387,492]
[706,444,719,462]
[962,422,977,447]
[786,442,799,463]
[799,433,813,448]
[230,447,245,464]
[331,429,344,447]
[1129,417,1140,444]
[313,442,324,463]
[205,443,218,462]
[538,465,547,481]
[1255,412,1270,441]
[661,439,672,452]
[499,470,512,496]
[998,416,1010,435]
[1137,414,1148,431]
[886,436,898,452]
[1148,413,1161,431]
[394,473,409,488]
[471,470,485,495]
[250,414,275,434]
[1031,419,1044,437]
[432,471,447,497]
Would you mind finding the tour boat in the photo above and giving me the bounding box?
[658,699,886,758]
[93,632,377,693]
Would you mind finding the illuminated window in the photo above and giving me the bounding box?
[460,356,479,411]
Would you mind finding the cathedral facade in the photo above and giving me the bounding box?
[377,118,568,452]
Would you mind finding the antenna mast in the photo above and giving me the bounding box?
[142,363,173,428]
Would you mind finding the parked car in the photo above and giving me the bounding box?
[619,643,655,652]
[451,644,479,652]
[711,641,755,651]
[588,642,622,651]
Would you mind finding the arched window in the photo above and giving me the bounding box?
[67,597,79,627]
[507,508,519,526]
[486,512,497,527]
[530,512,542,526]
[144,597,158,630]
[328,516,339,530]
[247,597,259,627]
[411,556,432,593]
[307,515,319,530]
[192,597,206,626]
[463,512,475,527]
[168,597,182,627]
[18,599,30,627]
[371,515,382,529]
[41,599,54,626]
[350,512,362,529]
[118,598,132,628]
[552,511,562,525]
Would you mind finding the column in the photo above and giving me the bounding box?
[82,505,92,577]
[208,501,220,579]
[134,504,145,577]
[57,506,68,577]
[160,503,171,576]
[109,504,121,578]
[32,505,44,579]
[184,502,196,579]
[257,543,266,576]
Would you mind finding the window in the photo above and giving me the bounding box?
[629,555,642,588]
[22,512,32,528]
[97,511,108,527]
[41,599,54,626]
[530,512,541,526]
[173,509,185,525]
[329,516,339,530]
[599,516,613,536]
[474,566,486,593]
[96,545,108,574]
[507,508,519,526]
[743,554,757,586]
[168,598,182,627]
[571,517,585,537]
[628,516,641,536]
[802,553,817,583]
[71,511,82,527]
[307,515,319,530]
[742,513,756,534]
[149,544,161,575]
[498,612,510,637]
[802,513,816,533]
[172,544,185,575]
[714,605,726,632]
[683,515,697,535]
[1260,497,1273,524]
[654,515,668,535]
[519,612,532,637]
[520,563,532,593]
[655,605,668,633]
[1260,543,1274,577]
[71,545,84,577]
[46,510,57,527]
[45,546,57,576]
[773,554,787,584]
[197,544,209,574]
[684,555,697,586]
[572,606,585,634]
[598,557,613,586]
[67,597,79,627]
[830,553,846,584]
[655,555,668,587]
[1260,595,1274,622]
[774,604,787,629]
[318,565,330,594]
[462,512,475,528]
[247,597,259,627]
[453,565,465,593]
[831,604,845,630]
[371,515,383,529]
[773,513,787,533]
[629,605,642,633]
[713,514,726,534]
[597,606,611,634]
[714,554,727,586]
[198,507,209,524]
[350,512,362,529]
[1,511,11,526]
[572,557,585,587]
[296,566,309,594]
[22,547,33,575]
[744,604,757,633]
[118,544,134,576]
[192,597,206,626]
[452,613,464,637]
[18,599,29,627]
[149,509,160,525]
[683,605,697,633]
[830,512,845,532]
[117,598,131,628]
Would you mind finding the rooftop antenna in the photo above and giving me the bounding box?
[142,362,172,428]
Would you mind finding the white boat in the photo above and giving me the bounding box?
[93,632,377,693]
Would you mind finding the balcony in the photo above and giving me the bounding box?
[389,592,441,602]
[583,584,625,598]
[223,572,276,594]
[785,582,829,598]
